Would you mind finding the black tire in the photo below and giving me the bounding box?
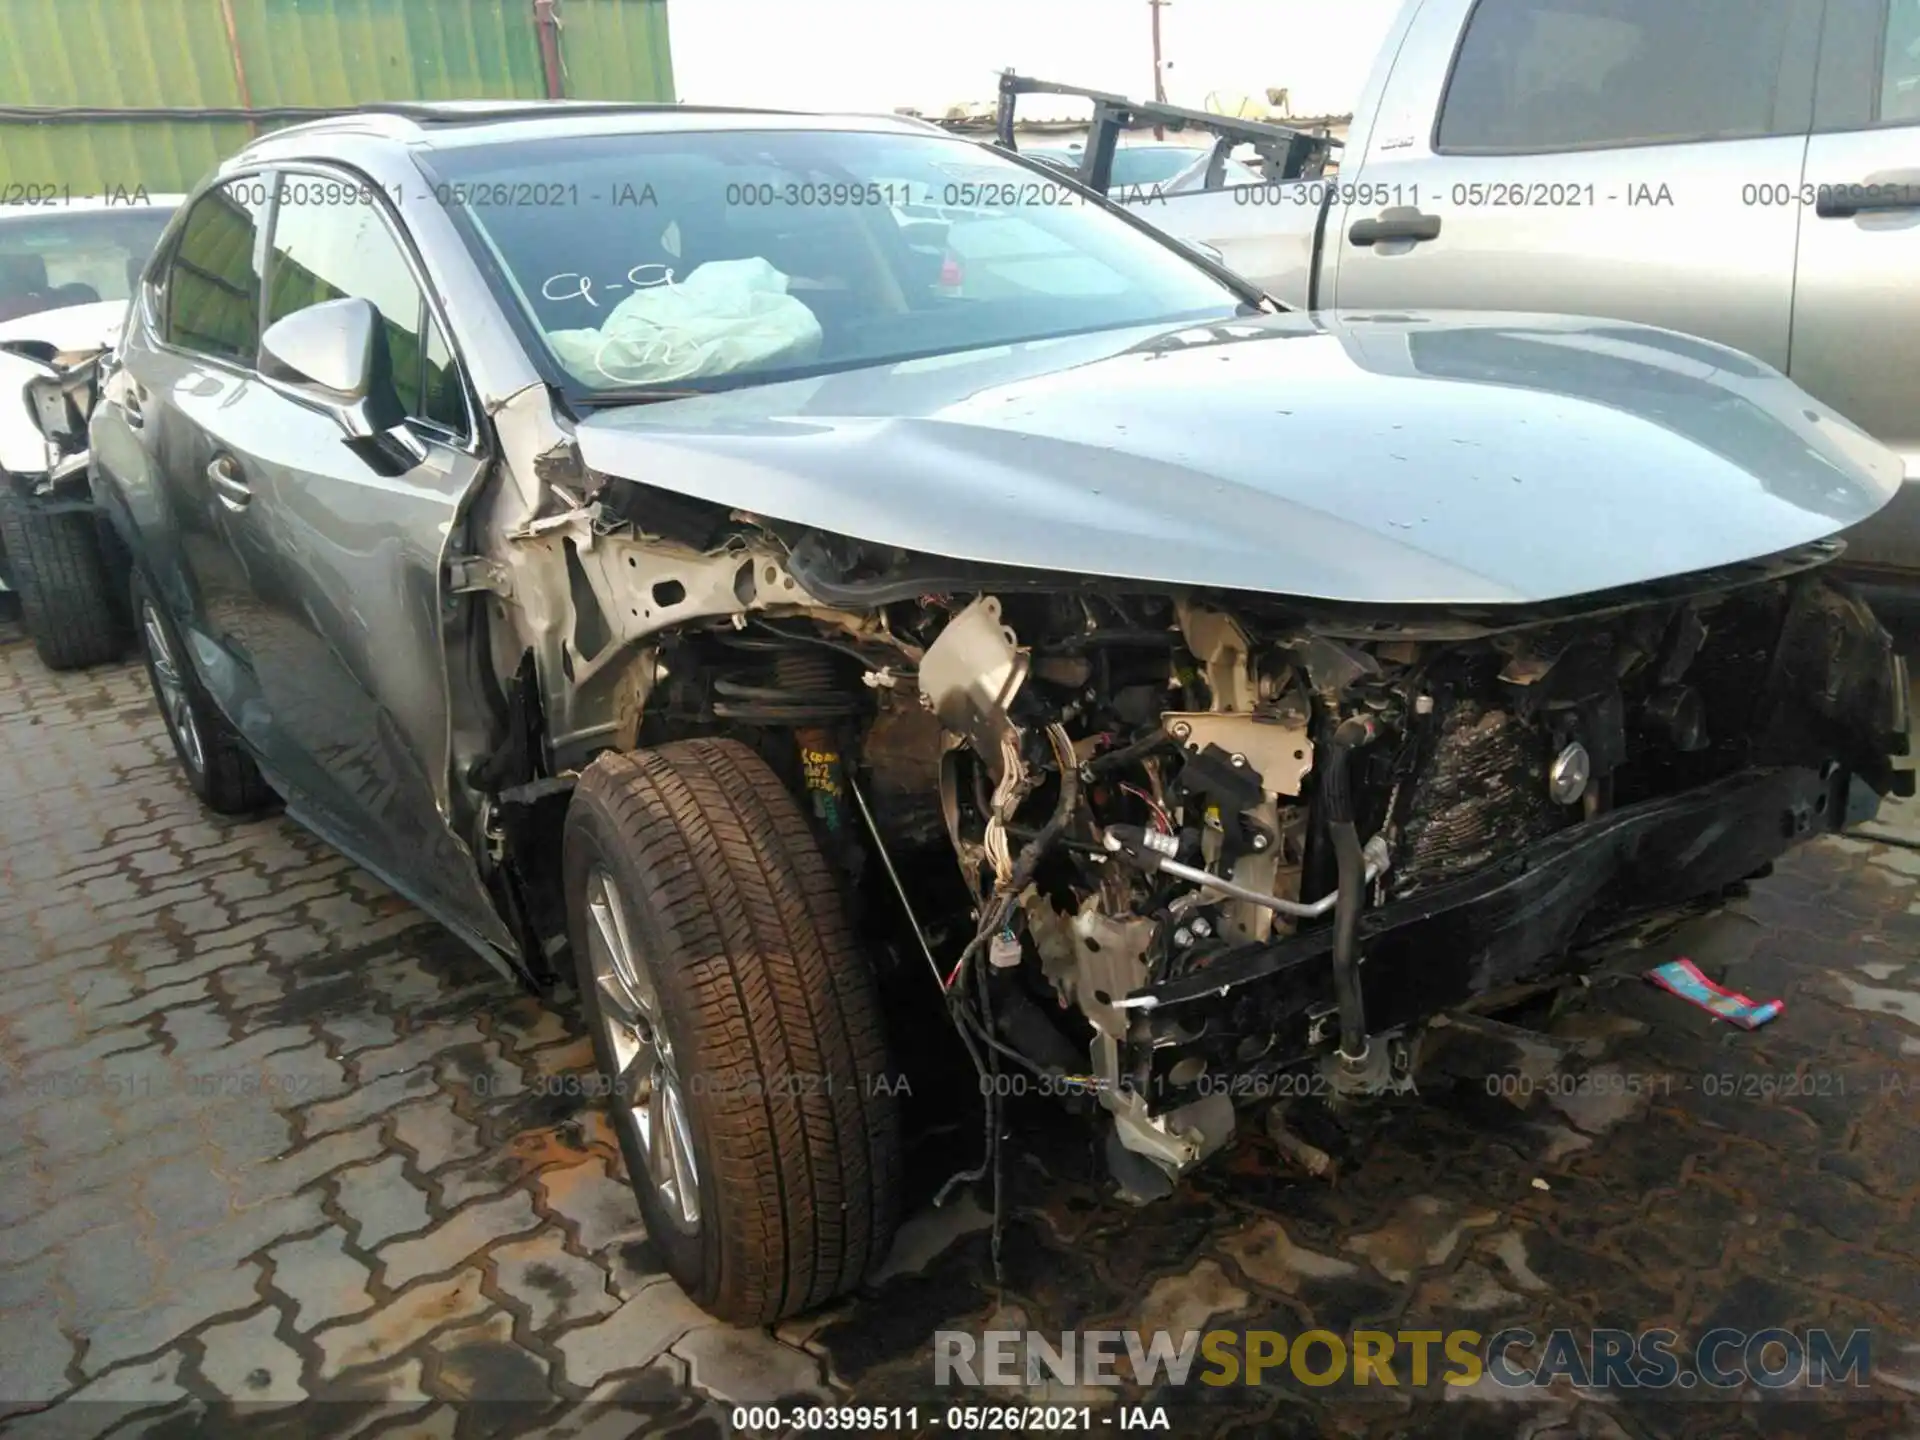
[0,489,121,670]
[130,570,275,815]
[564,737,901,1324]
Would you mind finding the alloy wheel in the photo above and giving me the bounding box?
[141,600,204,774]
[584,865,701,1228]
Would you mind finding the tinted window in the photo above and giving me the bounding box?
[422,128,1244,396]
[1437,0,1801,151]
[265,182,458,430]
[0,206,175,324]
[167,182,268,362]
[1886,0,1920,122]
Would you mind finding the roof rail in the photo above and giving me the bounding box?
[351,99,806,124]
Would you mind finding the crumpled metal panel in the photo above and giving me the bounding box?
[573,311,1905,607]
[0,0,674,194]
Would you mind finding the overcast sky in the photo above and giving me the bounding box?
[667,0,1401,120]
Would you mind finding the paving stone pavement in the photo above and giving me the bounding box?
[2,622,1917,1439]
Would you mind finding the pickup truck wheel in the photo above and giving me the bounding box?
[563,737,901,1324]
[131,571,275,815]
[0,490,121,671]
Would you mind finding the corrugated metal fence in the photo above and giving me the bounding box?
[0,0,674,195]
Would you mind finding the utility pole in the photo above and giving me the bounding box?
[1149,0,1169,138]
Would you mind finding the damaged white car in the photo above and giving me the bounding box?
[0,198,179,667]
[92,106,1910,1324]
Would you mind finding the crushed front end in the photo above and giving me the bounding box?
[883,556,1909,1181]
[0,335,107,517]
[0,331,111,600]
[475,440,1911,1190]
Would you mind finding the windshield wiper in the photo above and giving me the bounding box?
[571,386,708,408]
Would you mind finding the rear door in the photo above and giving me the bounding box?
[1790,0,1920,568]
[128,175,280,755]
[1331,0,1821,370]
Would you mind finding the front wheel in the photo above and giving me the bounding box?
[563,737,901,1324]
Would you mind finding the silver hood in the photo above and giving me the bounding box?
[572,310,1903,606]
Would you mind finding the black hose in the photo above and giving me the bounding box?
[1320,714,1379,1065]
[1009,739,1080,893]
[932,1011,996,1207]
[934,729,1081,1208]
[1083,726,1173,777]
[944,742,1080,999]
[975,951,1006,1278]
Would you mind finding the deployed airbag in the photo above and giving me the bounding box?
[547,257,822,385]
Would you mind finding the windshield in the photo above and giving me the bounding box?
[421,127,1248,397]
[0,207,175,323]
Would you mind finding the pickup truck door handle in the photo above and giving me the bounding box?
[1348,207,1443,247]
[1815,173,1920,219]
[208,455,252,512]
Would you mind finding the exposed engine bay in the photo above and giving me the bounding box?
[463,464,1912,1191]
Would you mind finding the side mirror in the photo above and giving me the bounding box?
[259,296,427,474]
[261,295,378,398]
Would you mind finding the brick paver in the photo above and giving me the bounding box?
[2,620,1916,1437]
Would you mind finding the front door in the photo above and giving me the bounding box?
[165,169,507,950]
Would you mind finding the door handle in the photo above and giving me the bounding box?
[208,455,252,512]
[1348,207,1444,247]
[122,387,146,429]
[1814,176,1920,219]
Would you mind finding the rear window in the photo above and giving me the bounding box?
[0,206,174,324]
[1436,0,1803,152]
[165,182,269,364]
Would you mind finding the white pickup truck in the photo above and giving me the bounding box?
[1036,0,1920,609]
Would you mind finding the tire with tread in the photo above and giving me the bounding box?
[0,489,121,670]
[564,736,901,1324]
[130,570,275,815]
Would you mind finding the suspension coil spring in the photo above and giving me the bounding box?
[710,634,860,724]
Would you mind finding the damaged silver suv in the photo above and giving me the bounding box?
[91,103,1912,1325]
